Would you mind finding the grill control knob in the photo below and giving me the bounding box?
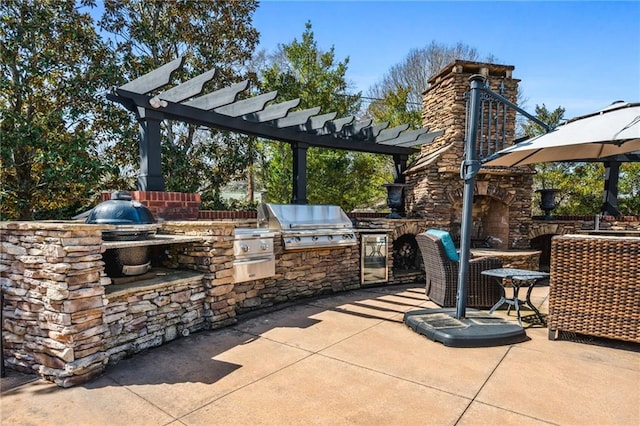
[260,243,269,250]
[241,244,249,252]
[327,235,333,240]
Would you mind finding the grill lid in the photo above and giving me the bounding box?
[258,203,353,231]
[86,191,156,225]
[86,191,158,241]
[257,203,356,250]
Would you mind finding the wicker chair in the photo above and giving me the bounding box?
[416,230,502,308]
[548,234,640,343]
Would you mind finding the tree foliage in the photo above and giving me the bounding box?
[523,104,568,190]
[618,162,640,214]
[258,22,391,210]
[1,0,116,220]
[366,86,421,128]
[98,0,260,199]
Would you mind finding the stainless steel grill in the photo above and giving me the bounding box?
[258,203,357,250]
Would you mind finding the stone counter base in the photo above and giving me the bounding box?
[0,221,392,386]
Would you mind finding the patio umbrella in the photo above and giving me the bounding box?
[483,102,640,167]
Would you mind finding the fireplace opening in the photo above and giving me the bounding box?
[450,196,509,250]
[392,234,423,275]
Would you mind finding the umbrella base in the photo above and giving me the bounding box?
[404,308,528,347]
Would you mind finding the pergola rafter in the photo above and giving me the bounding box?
[107,57,444,203]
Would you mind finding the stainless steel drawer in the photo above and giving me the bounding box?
[233,256,275,283]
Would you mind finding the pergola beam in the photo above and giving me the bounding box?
[111,88,420,155]
[120,57,185,94]
[274,107,322,128]
[160,69,216,103]
[107,58,445,196]
[214,91,278,117]
[184,80,249,110]
[244,99,300,123]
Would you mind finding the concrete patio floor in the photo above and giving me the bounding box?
[1,283,639,425]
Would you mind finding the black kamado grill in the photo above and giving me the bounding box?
[86,191,158,277]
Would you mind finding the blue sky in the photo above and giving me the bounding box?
[253,1,640,120]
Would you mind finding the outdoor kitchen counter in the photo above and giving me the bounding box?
[102,234,205,249]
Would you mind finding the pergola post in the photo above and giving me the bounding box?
[291,142,309,204]
[602,161,621,216]
[137,107,166,191]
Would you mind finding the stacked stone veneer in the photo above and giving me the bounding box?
[0,222,110,387]
[405,60,535,249]
[0,221,241,386]
[103,273,208,366]
[237,240,360,314]
[0,220,367,386]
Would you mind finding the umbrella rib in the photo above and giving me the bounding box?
[613,115,640,143]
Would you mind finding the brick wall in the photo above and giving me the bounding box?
[132,191,200,221]
[101,191,201,221]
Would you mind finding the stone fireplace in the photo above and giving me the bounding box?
[405,60,535,250]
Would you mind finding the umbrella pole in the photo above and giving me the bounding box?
[456,74,485,319]
[404,74,528,346]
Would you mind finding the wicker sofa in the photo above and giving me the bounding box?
[416,230,502,308]
[548,234,640,343]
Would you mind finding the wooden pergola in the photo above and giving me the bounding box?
[107,57,443,204]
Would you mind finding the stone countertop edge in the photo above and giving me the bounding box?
[105,269,205,298]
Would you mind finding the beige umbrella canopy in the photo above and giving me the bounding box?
[484,101,640,167]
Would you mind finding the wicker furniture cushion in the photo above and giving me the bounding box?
[425,229,459,261]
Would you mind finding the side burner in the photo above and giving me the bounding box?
[232,228,276,283]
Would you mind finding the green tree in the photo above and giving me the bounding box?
[98,0,260,201]
[522,104,590,214]
[367,86,421,128]
[1,0,116,220]
[259,22,390,210]
[522,104,568,190]
[618,162,640,215]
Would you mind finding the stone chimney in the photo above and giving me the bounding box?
[404,60,534,249]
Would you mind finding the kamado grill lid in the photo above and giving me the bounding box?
[86,191,155,225]
[86,191,158,241]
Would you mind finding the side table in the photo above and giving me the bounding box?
[481,268,550,327]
